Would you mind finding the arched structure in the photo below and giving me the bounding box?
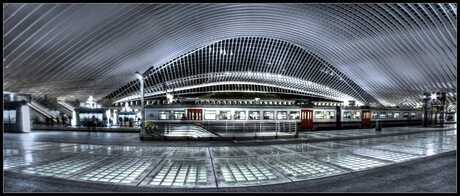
[106,37,381,106]
[3,3,457,109]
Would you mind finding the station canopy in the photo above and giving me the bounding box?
[3,3,457,109]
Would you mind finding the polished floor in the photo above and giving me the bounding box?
[3,126,457,191]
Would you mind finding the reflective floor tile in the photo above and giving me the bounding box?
[368,144,428,155]
[87,145,139,155]
[172,147,207,158]
[3,149,25,156]
[350,148,420,162]
[278,144,326,153]
[57,144,105,153]
[131,146,173,157]
[75,157,159,184]
[309,151,388,171]
[26,143,76,151]
[264,155,345,180]
[333,138,387,147]
[4,151,70,170]
[21,155,109,177]
[309,142,354,150]
[215,158,286,187]
[245,146,288,155]
[210,147,248,157]
[146,159,211,187]
[3,140,24,147]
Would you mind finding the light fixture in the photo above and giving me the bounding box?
[430,92,436,100]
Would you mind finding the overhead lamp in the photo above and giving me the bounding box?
[430,92,436,100]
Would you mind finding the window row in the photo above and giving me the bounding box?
[343,111,361,119]
[370,111,416,119]
[157,111,186,120]
[314,111,336,119]
[203,110,300,120]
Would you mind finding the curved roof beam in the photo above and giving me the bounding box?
[107,37,380,105]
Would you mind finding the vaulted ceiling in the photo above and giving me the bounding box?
[3,3,457,109]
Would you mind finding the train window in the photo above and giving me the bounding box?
[277,111,288,120]
[387,112,393,118]
[403,112,409,118]
[315,111,324,119]
[410,112,416,118]
[353,111,360,119]
[446,113,455,121]
[159,111,170,120]
[219,111,231,120]
[248,111,260,120]
[204,110,217,120]
[289,111,300,120]
[263,111,274,119]
[326,111,335,119]
[371,112,378,119]
[394,112,400,118]
[379,112,386,119]
[173,111,185,120]
[315,111,335,119]
[343,111,352,119]
[234,111,246,120]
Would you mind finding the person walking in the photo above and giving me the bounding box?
[91,115,97,134]
[102,114,108,127]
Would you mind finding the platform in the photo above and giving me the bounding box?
[4,125,457,192]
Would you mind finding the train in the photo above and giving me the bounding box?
[144,102,456,131]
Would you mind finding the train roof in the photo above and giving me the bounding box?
[145,104,301,109]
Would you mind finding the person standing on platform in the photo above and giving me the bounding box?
[61,113,66,127]
[56,115,61,127]
[124,117,129,127]
[50,117,55,127]
[86,118,91,134]
[102,114,108,127]
[129,118,133,127]
[119,116,123,127]
[109,117,113,127]
[91,115,97,132]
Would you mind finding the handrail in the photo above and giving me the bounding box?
[28,102,54,118]
[144,120,298,138]
[57,101,75,112]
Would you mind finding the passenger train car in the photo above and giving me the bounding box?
[144,103,453,131]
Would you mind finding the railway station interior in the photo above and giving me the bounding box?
[3,3,457,193]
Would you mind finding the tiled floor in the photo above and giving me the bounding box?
[76,157,158,184]
[215,157,286,187]
[147,159,210,187]
[307,151,389,171]
[262,154,346,180]
[3,127,457,188]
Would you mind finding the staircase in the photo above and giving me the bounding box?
[57,99,75,115]
[28,100,55,119]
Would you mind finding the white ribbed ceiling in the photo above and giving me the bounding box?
[3,3,457,108]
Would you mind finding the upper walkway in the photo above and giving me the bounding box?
[4,125,457,192]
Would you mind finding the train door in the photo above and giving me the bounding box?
[187,109,203,120]
[301,109,313,129]
[361,110,371,128]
